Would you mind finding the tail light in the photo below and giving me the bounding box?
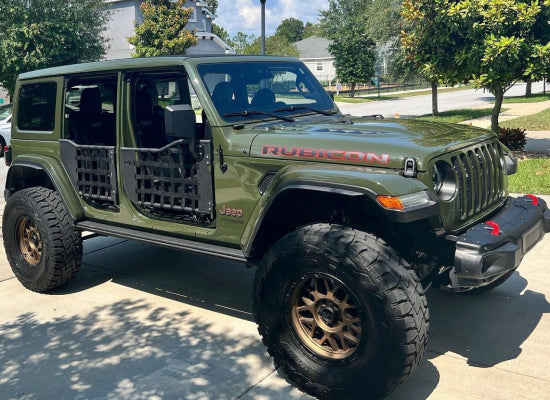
[4,145,11,166]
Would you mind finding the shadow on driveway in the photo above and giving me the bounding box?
[3,237,549,400]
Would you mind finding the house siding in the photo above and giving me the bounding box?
[103,0,232,60]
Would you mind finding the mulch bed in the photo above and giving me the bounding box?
[512,151,550,160]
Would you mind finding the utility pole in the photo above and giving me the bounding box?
[260,0,266,55]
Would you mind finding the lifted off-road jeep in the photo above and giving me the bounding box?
[3,56,550,400]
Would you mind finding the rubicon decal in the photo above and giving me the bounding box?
[261,145,390,165]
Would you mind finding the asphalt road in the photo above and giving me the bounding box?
[338,81,547,118]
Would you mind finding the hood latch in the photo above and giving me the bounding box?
[403,157,417,178]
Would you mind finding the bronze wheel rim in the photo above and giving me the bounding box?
[16,216,43,266]
[290,275,363,360]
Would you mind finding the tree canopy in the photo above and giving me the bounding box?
[320,0,370,38]
[128,0,197,57]
[228,32,299,57]
[275,18,305,43]
[0,0,109,96]
[329,28,376,97]
[402,0,550,131]
[303,22,324,39]
[320,0,376,97]
[212,23,230,43]
[204,0,218,15]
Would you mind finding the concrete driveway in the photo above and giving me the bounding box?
[1,167,550,400]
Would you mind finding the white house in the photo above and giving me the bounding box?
[103,0,234,60]
[295,36,336,86]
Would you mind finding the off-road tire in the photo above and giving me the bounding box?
[3,187,82,292]
[253,224,429,400]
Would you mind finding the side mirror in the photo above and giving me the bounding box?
[165,104,196,140]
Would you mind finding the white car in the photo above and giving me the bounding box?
[0,103,12,156]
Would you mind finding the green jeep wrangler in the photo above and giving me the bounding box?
[3,56,549,400]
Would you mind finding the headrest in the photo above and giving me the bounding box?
[79,87,102,114]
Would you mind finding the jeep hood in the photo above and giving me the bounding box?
[249,118,497,171]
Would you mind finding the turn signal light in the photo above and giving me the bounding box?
[377,196,404,210]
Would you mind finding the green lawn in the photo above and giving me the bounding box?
[503,94,550,103]
[501,107,550,130]
[508,158,550,194]
[334,86,469,103]
[414,108,495,124]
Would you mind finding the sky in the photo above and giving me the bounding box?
[215,0,329,38]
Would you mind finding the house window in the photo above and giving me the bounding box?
[316,63,324,71]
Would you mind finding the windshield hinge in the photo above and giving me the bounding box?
[403,157,417,178]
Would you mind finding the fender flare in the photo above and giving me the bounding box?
[240,167,436,257]
[5,156,85,219]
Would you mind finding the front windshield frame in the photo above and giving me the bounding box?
[196,61,336,123]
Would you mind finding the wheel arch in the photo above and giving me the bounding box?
[243,181,387,259]
[5,157,84,219]
[242,164,436,260]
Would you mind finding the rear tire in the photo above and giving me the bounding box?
[3,187,82,292]
[253,224,429,400]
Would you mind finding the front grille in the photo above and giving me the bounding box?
[451,141,505,221]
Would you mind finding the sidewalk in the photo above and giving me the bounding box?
[461,100,550,129]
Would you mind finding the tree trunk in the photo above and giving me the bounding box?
[526,79,532,96]
[491,86,504,134]
[431,81,438,116]
[350,82,356,98]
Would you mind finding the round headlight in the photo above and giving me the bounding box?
[432,161,456,201]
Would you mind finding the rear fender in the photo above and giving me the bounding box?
[5,155,84,219]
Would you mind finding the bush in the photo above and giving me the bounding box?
[498,127,527,151]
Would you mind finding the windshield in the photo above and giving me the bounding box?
[0,104,12,122]
[197,61,335,123]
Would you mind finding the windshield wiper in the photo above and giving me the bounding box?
[224,110,295,122]
[273,106,337,116]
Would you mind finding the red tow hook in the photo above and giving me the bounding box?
[525,194,539,206]
[486,221,501,236]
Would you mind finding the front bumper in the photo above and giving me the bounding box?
[449,195,550,290]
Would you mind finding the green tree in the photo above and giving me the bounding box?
[229,32,257,55]
[401,0,459,116]
[525,4,550,94]
[0,0,109,97]
[212,23,230,43]
[303,22,323,39]
[243,36,299,57]
[229,32,299,56]
[204,0,218,14]
[329,28,376,97]
[321,0,376,98]
[320,0,371,39]
[364,0,401,44]
[128,0,197,57]
[275,18,305,43]
[445,0,547,132]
